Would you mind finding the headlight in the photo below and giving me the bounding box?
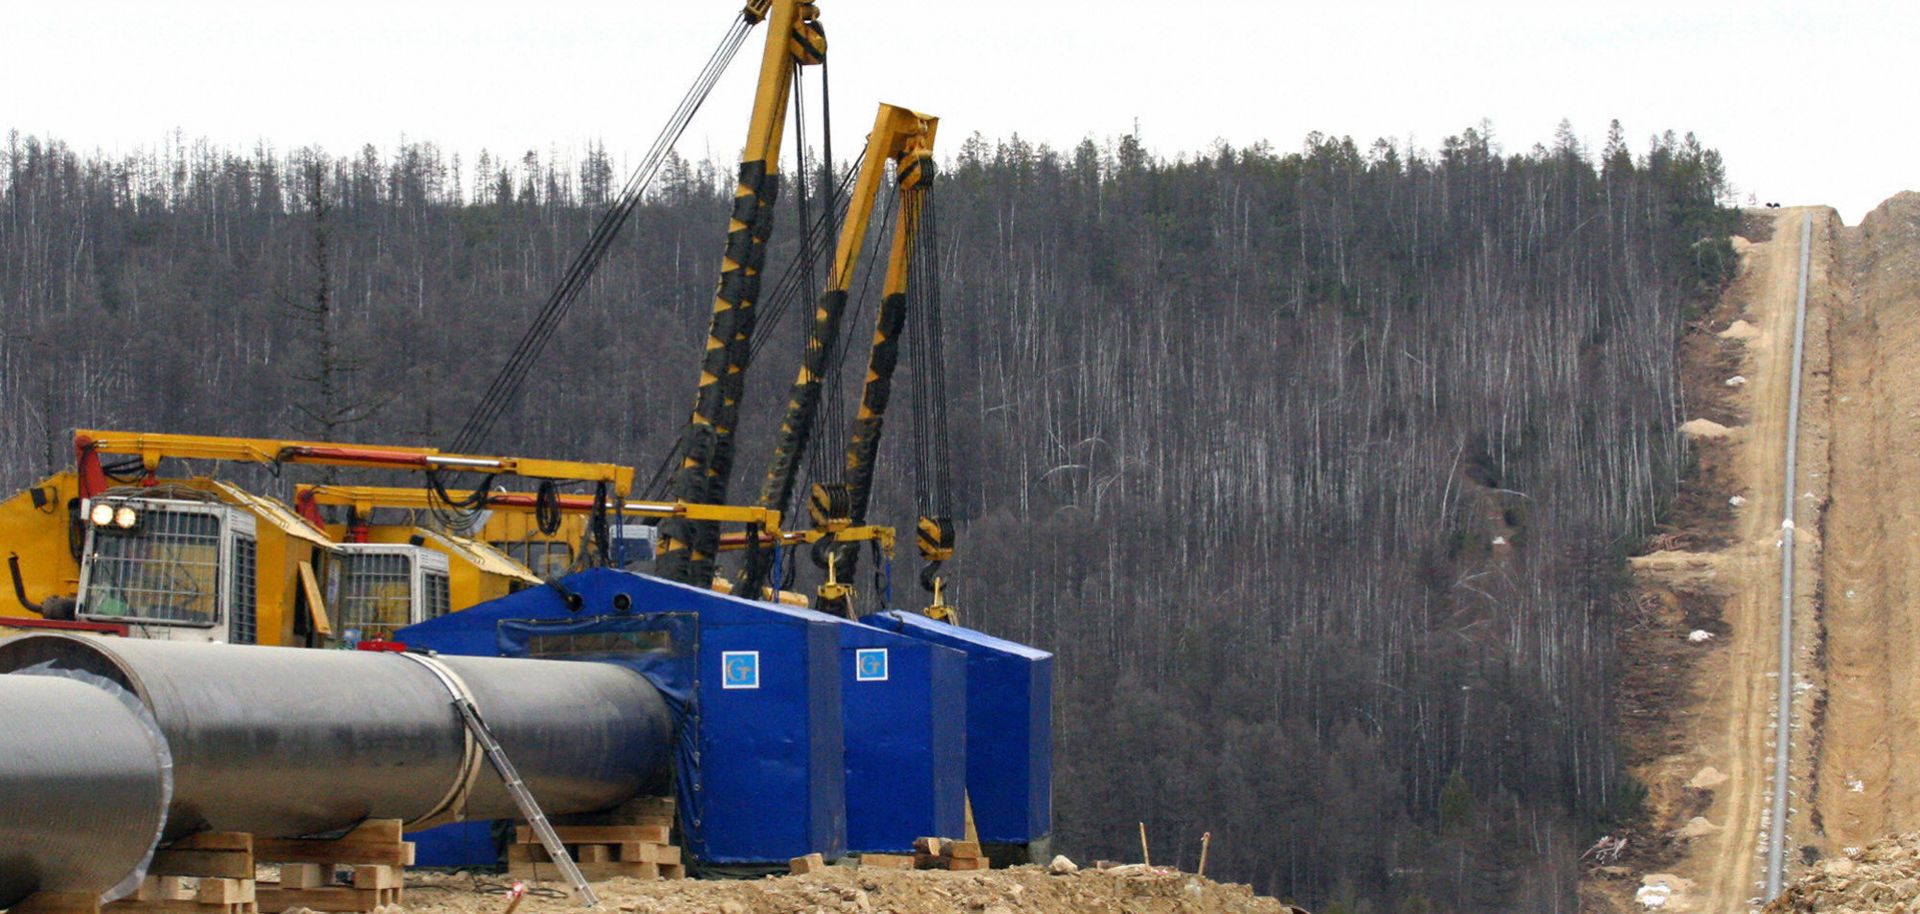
[113,506,138,529]
[89,502,116,527]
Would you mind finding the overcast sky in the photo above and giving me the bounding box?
[7,0,1912,223]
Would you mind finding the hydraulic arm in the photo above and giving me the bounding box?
[656,0,827,587]
[73,430,633,500]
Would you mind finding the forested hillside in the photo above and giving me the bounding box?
[0,123,1734,911]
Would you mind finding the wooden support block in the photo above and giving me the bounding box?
[516,824,670,845]
[947,857,990,871]
[194,879,257,905]
[11,892,101,914]
[659,863,686,880]
[172,833,255,853]
[613,843,681,864]
[149,832,254,879]
[789,853,827,875]
[858,854,915,870]
[254,886,384,913]
[350,865,403,890]
[279,864,330,889]
[507,843,549,863]
[105,901,256,914]
[913,837,944,856]
[136,877,192,902]
[149,850,254,880]
[576,845,612,863]
[253,837,413,867]
[913,853,940,869]
[552,795,677,828]
[343,820,403,844]
[946,840,983,860]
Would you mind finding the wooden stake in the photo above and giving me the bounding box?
[1138,822,1150,868]
[1197,832,1211,878]
[502,881,528,914]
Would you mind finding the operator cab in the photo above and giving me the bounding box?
[328,542,452,643]
[75,494,264,643]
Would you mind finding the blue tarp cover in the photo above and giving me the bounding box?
[836,622,967,852]
[397,568,848,865]
[859,611,1053,845]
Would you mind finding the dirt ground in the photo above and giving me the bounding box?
[385,864,1294,914]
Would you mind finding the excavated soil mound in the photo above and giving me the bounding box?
[1763,832,1920,913]
[397,865,1295,914]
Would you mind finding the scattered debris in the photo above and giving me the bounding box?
[1732,495,1748,507]
[1726,375,1750,386]
[1636,874,1693,911]
[1583,835,1629,864]
[1047,855,1078,876]
[789,853,827,876]
[1689,630,1717,643]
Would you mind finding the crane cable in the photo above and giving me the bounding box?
[641,154,863,502]
[905,190,954,594]
[450,12,757,456]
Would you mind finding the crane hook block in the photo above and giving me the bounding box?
[916,515,955,563]
[809,483,852,532]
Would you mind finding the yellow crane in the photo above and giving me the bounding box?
[740,102,938,616]
[656,0,827,587]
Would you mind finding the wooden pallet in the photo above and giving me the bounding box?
[509,797,685,882]
[122,820,409,914]
[912,837,989,871]
[5,821,412,914]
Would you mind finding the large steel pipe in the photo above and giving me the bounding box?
[0,635,672,841]
[0,670,172,909]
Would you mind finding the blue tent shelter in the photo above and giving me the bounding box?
[836,621,967,853]
[859,611,1052,849]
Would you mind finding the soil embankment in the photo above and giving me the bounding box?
[1809,192,1920,860]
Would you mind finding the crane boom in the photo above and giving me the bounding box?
[746,103,936,599]
[657,0,826,587]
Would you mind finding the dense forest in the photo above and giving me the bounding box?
[0,122,1735,912]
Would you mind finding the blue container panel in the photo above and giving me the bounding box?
[838,626,967,853]
[697,617,846,863]
[859,611,1052,845]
